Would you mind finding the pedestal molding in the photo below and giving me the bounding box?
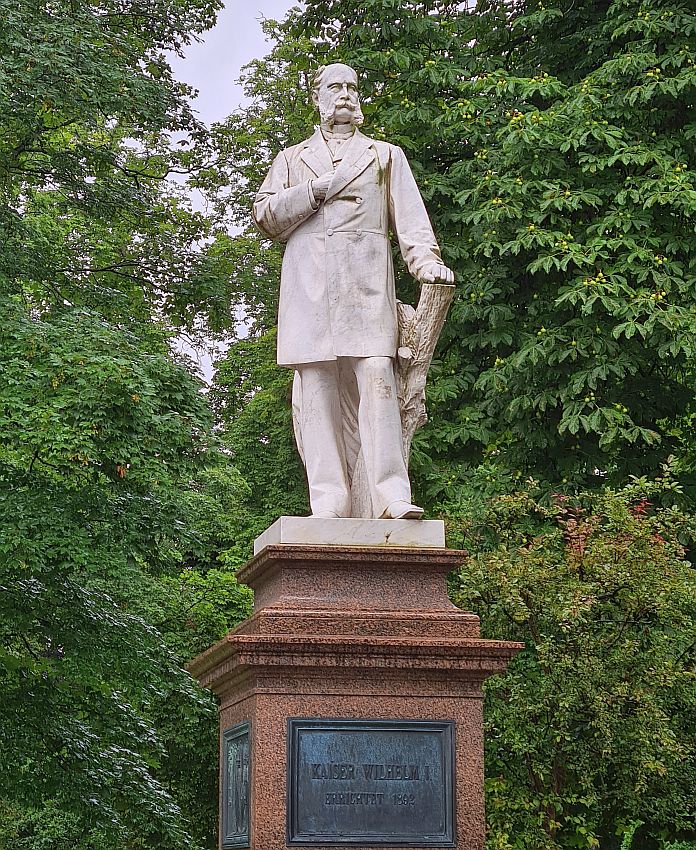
[191,633,521,688]
[239,544,468,586]
[188,542,522,850]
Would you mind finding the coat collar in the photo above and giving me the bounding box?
[299,128,376,199]
[325,129,375,201]
[299,128,333,177]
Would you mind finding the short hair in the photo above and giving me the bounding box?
[312,66,326,95]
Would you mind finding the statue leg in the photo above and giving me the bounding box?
[295,361,351,517]
[350,356,413,518]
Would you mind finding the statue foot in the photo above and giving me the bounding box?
[381,501,424,520]
[311,510,341,518]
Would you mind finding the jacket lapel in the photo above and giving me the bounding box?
[325,131,376,201]
[299,129,333,177]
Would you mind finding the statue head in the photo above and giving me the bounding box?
[312,63,364,129]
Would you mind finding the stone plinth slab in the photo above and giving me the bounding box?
[188,543,522,850]
[253,516,446,554]
[239,544,464,612]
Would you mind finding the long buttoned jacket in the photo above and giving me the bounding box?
[253,128,444,367]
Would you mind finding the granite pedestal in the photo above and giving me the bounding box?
[188,523,521,850]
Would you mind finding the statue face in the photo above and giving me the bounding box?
[313,64,361,126]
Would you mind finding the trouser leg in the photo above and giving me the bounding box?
[295,362,351,517]
[350,356,412,517]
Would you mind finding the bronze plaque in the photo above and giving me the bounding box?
[287,719,455,846]
[222,722,250,848]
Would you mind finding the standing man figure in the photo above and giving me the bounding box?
[253,63,454,520]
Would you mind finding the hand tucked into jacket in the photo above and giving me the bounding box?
[310,171,334,202]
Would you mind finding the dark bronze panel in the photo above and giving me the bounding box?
[287,719,455,846]
[222,722,250,848]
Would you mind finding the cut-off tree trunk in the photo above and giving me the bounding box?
[349,283,455,517]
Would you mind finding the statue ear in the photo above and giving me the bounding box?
[311,89,320,108]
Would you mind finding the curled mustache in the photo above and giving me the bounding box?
[319,100,364,127]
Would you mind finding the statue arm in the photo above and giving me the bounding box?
[387,146,447,282]
[252,152,319,241]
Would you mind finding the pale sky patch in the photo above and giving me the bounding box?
[171,1,300,126]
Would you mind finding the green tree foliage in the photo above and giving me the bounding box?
[0,305,220,846]
[191,24,318,530]
[209,330,309,545]
[450,478,696,849]
[0,0,252,846]
[0,0,226,326]
[290,0,696,500]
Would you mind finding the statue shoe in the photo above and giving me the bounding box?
[311,510,341,518]
[381,500,425,520]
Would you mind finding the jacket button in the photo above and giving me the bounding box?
[327,228,334,236]
[356,229,363,237]
[355,197,362,204]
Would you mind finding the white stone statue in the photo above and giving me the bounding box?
[253,63,454,520]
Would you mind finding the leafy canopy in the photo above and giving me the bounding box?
[0,0,255,846]
[288,0,696,500]
[452,477,696,849]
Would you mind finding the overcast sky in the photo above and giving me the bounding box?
[170,0,300,126]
